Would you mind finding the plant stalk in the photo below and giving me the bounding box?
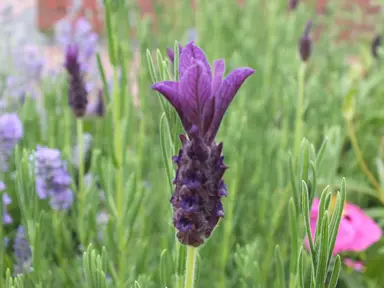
[184,246,197,288]
[294,63,307,159]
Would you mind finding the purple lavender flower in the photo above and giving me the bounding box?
[65,44,88,117]
[35,146,74,210]
[13,45,44,81]
[372,34,381,59]
[289,0,299,10]
[1,182,12,224]
[167,44,183,63]
[299,20,313,62]
[13,226,32,275]
[0,113,23,171]
[71,133,93,168]
[152,42,255,246]
[55,17,99,89]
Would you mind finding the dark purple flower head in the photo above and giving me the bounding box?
[65,44,88,117]
[154,42,255,142]
[1,182,12,225]
[299,20,313,62]
[13,226,32,275]
[372,34,381,59]
[167,44,183,63]
[289,0,299,10]
[0,113,23,171]
[152,42,255,246]
[35,146,74,210]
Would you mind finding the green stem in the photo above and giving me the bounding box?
[184,246,197,288]
[346,120,384,201]
[112,69,125,287]
[76,118,85,245]
[63,108,71,159]
[294,63,307,159]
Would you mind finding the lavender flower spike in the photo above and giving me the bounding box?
[1,182,12,224]
[35,146,74,210]
[65,44,88,117]
[0,113,23,172]
[152,42,255,246]
[299,20,313,62]
[289,0,299,10]
[372,34,381,59]
[13,226,32,275]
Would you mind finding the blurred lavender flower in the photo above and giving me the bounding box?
[372,34,381,59]
[96,210,109,240]
[299,20,313,62]
[55,17,98,66]
[186,28,198,42]
[71,133,93,168]
[152,42,255,246]
[1,182,12,224]
[65,44,88,117]
[13,45,44,81]
[13,226,32,275]
[289,0,299,10]
[0,113,23,172]
[35,146,74,210]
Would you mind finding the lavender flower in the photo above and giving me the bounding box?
[71,133,93,168]
[55,17,99,90]
[13,226,32,275]
[372,34,381,59]
[299,20,313,62]
[1,182,12,224]
[65,44,88,117]
[13,45,44,82]
[35,146,74,210]
[289,0,299,10]
[152,42,255,246]
[0,113,23,171]
[55,17,98,65]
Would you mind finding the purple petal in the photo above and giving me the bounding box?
[206,68,255,141]
[2,193,11,205]
[152,81,181,111]
[179,42,211,80]
[167,48,175,62]
[212,59,225,92]
[201,96,215,135]
[179,63,212,129]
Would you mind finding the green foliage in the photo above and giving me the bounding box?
[0,0,384,287]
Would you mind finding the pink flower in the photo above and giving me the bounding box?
[305,198,382,270]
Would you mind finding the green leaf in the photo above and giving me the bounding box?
[328,255,341,288]
[315,212,329,288]
[289,198,298,276]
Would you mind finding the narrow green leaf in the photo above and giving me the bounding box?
[302,181,316,267]
[297,247,305,288]
[289,198,298,276]
[289,152,299,210]
[315,212,329,288]
[96,53,111,103]
[315,138,328,168]
[328,255,341,288]
[275,245,286,288]
[104,0,116,66]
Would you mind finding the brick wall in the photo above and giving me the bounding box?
[38,0,381,40]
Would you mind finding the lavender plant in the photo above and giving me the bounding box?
[0,0,383,287]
